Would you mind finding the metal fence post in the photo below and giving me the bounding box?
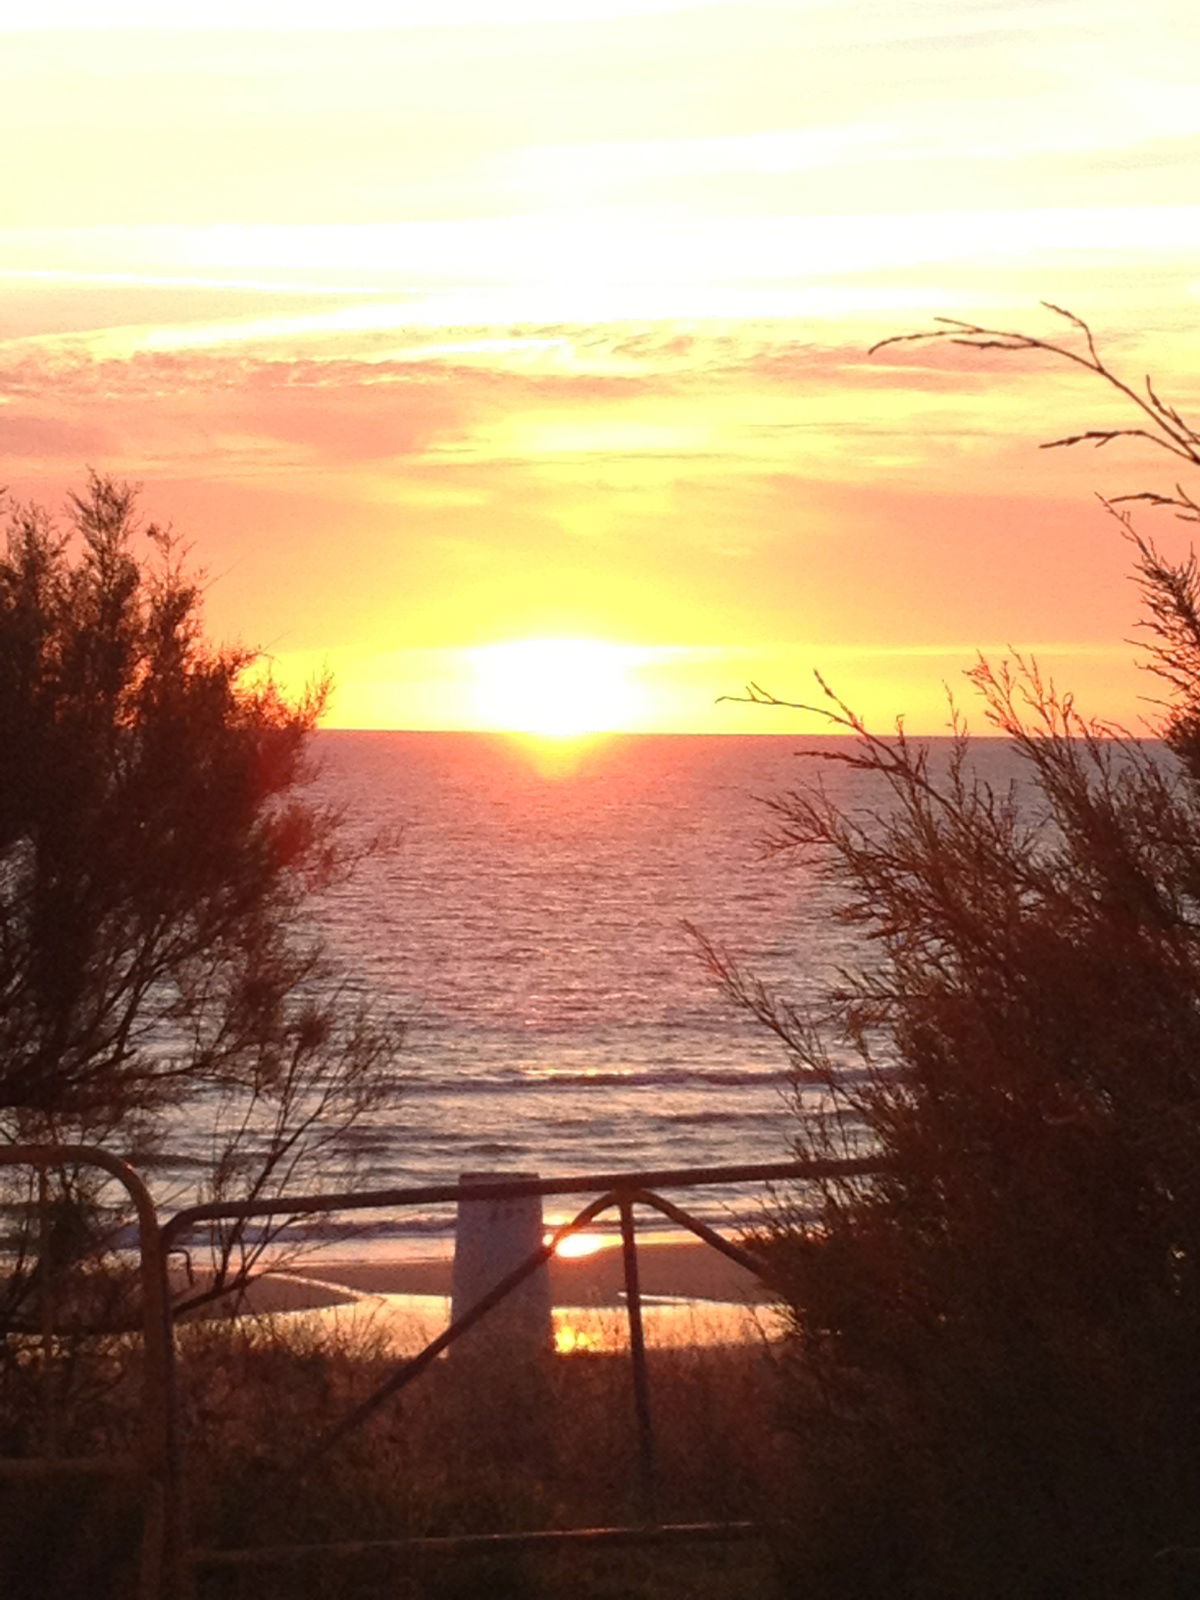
[618,1191,657,1525]
[0,1145,187,1600]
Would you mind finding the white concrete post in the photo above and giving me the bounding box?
[450,1172,553,1357]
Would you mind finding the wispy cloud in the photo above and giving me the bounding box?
[3,0,1194,730]
[0,0,711,29]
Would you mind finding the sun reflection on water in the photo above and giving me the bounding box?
[553,1320,606,1355]
[545,1229,611,1259]
[504,730,609,779]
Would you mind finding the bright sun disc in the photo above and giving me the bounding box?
[468,638,643,737]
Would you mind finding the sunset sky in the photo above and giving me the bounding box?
[4,0,1200,733]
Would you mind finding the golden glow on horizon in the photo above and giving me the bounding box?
[262,638,1145,738]
[468,639,647,738]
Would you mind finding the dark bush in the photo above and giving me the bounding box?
[712,309,1200,1598]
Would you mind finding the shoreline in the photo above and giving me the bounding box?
[182,1239,778,1347]
[310,1237,771,1307]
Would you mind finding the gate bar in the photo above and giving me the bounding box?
[1,1144,182,1600]
[196,1519,768,1567]
[162,1156,880,1245]
[619,1193,657,1524]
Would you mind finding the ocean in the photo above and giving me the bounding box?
[162,730,1020,1252]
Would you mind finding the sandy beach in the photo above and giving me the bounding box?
[309,1238,772,1306]
[182,1237,781,1352]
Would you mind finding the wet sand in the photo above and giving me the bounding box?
[315,1239,770,1305]
[183,1238,773,1319]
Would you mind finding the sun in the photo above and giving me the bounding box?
[467,638,645,737]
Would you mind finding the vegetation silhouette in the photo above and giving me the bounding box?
[705,306,1200,1598]
[0,474,402,1348]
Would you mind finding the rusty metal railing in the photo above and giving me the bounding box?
[0,1144,180,1600]
[1,1152,881,1596]
[163,1157,879,1588]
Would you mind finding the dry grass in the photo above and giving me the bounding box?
[172,1308,791,1599]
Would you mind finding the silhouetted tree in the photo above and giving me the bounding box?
[709,308,1200,1598]
[0,475,401,1336]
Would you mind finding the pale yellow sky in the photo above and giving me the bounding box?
[3,0,1200,731]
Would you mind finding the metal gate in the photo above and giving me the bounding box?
[0,1149,876,1596]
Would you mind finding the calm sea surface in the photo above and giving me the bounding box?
[169,731,1022,1250]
